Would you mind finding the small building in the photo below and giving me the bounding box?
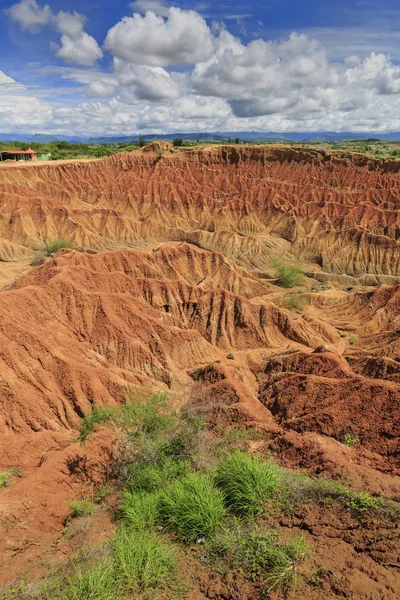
[0,148,38,162]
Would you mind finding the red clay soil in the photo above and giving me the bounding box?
[0,144,400,597]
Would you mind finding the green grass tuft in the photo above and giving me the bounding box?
[0,473,9,488]
[214,450,280,517]
[158,472,226,542]
[69,498,97,518]
[116,491,159,531]
[113,528,175,591]
[64,561,116,600]
[44,239,74,256]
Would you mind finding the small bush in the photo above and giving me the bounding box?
[114,528,175,591]
[158,472,226,542]
[116,491,159,531]
[44,239,74,256]
[115,390,176,437]
[79,405,114,442]
[214,450,280,517]
[0,473,9,488]
[270,258,305,288]
[172,138,183,147]
[69,498,97,518]
[349,335,357,345]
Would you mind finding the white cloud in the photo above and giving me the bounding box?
[56,32,103,66]
[5,1,102,66]
[5,4,400,135]
[5,0,51,33]
[129,0,171,17]
[105,7,215,66]
[85,80,117,98]
[0,71,16,84]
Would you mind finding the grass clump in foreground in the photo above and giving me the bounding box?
[158,472,227,542]
[44,239,74,256]
[270,257,305,288]
[214,450,280,517]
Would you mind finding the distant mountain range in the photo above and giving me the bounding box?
[2,131,400,144]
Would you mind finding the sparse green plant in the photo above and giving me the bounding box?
[226,352,234,360]
[0,473,9,488]
[283,292,307,312]
[349,334,357,345]
[208,527,310,595]
[30,253,46,267]
[270,257,305,288]
[158,472,226,542]
[214,450,280,517]
[79,405,114,442]
[44,239,74,256]
[339,331,347,338]
[69,498,97,518]
[343,433,359,448]
[113,528,176,591]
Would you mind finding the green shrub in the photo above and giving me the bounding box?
[158,472,226,542]
[44,239,74,256]
[214,451,280,516]
[270,258,305,288]
[283,292,307,312]
[114,528,175,591]
[64,561,116,600]
[115,390,176,437]
[116,491,159,531]
[349,335,357,345]
[0,473,8,488]
[69,498,97,518]
[79,405,114,442]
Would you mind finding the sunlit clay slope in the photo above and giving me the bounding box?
[2,143,400,284]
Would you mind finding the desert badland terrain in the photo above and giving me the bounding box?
[0,142,400,599]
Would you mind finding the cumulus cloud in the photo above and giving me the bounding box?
[5,0,102,65]
[5,3,400,135]
[105,7,215,66]
[5,0,51,32]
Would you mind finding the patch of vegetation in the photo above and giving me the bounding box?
[226,352,234,360]
[44,239,74,256]
[270,257,305,288]
[283,291,308,312]
[208,526,310,595]
[214,450,280,517]
[158,472,227,542]
[343,433,359,448]
[69,498,97,518]
[113,528,176,591]
[0,473,9,488]
[349,334,357,345]
[78,405,114,442]
[6,389,399,600]
[30,253,46,267]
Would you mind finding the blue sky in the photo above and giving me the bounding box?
[1,0,400,135]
